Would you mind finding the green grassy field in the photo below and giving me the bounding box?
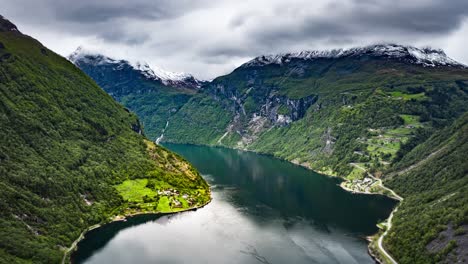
[389,91,427,101]
[115,179,156,202]
[115,177,194,213]
[400,114,421,126]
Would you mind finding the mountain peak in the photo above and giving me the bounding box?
[68,47,202,88]
[130,61,195,84]
[0,15,20,33]
[242,44,465,68]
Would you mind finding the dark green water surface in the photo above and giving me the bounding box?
[72,144,397,264]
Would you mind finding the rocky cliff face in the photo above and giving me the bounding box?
[204,77,318,148]
[204,60,314,143]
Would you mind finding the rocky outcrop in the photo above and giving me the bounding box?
[208,79,317,147]
[131,120,143,135]
[0,15,20,32]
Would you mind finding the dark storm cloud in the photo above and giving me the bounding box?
[351,0,468,33]
[244,0,468,55]
[7,0,203,23]
[1,0,467,78]
[99,29,150,45]
[0,0,207,44]
[56,4,168,23]
[49,0,212,23]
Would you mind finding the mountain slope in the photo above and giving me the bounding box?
[165,44,467,175]
[383,113,468,263]
[0,16,209,263]
[69,48,202,140]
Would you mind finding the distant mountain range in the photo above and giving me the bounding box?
[242,44,465,68]
[69,46,203,90]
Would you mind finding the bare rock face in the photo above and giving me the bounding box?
[426,224,468,264]
[131,120,143,135]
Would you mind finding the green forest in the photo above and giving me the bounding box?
[0,20,209,263]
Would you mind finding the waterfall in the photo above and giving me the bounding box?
[156,121,169,145]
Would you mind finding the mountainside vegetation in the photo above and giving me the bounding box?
[164,51,467,178]
[383,113,467,263]
[0,16,209,264]
[70,51,200,141]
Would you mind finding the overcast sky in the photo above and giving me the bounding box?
[2,0,468,79]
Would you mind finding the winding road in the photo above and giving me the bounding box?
[349,163,403,264]
[377,206,400,264]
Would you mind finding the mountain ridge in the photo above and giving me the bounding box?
[0,15,19,32]
[241,44,465,69]
[69,46,203,89]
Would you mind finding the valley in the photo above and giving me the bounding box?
[0,7,467,264]
[71,143,397,264]
[73,44,468,264]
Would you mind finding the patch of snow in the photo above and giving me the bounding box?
[68,47,202,85]
[242,44,465,68]
[68,46,118,66]
[129,61,196,85]
[406,47,461,67]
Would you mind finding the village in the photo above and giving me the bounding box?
[157,188,195,208]
[341,176,379,194]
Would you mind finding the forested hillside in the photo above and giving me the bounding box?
[0,16,209,263]
[69,50,200,140]
[383,114,467,263]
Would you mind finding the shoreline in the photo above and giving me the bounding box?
[212,142,404,264]
[339,179,403,201]
[62,195,212,264]
[87,142,401,264]
[165,142,402,263]
[368,204,401,264]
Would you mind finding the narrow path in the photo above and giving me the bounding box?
[217,131,229,144]
[371,147,448,263]
[61,224,100,264]
[348,163,403,264]
[387,147,445,178]
[377,206,399,264]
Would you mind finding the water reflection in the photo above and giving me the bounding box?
[168,144,396,233]
[72,144,397,264]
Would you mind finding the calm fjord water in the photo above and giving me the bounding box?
[73,144,397,264]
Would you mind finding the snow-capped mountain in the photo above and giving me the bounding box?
[242,44,465,68]
[68,47,202,89]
